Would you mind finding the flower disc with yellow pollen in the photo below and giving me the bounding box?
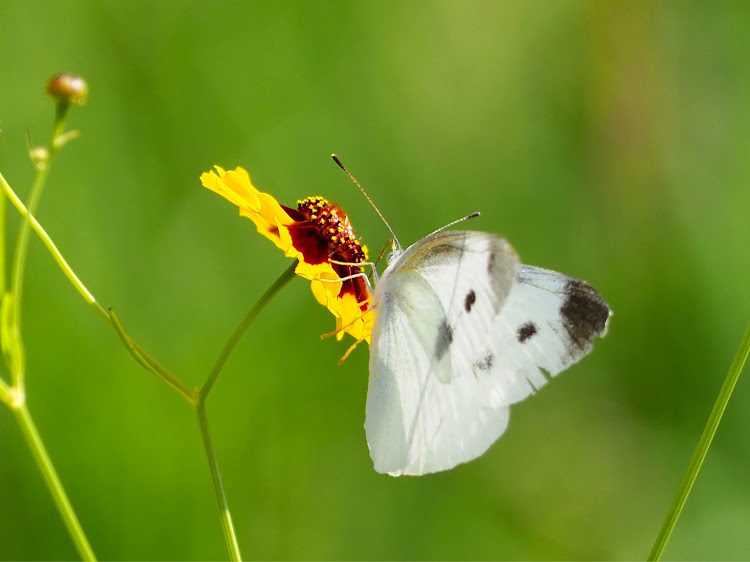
[201,166,374,346]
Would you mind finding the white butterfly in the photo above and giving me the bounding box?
[364,228,611,477]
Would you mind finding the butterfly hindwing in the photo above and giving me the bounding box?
[366,275,460,475]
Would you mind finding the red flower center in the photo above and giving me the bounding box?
[283,197,370,311]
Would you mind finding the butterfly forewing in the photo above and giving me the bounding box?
[366,231,521,475]
[494,265,611,387]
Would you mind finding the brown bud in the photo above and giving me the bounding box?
[47,73,88,105]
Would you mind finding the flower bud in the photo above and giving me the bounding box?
[46,73,88,105]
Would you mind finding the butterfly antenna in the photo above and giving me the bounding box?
[425,211,481,238]
[331,154,401,250]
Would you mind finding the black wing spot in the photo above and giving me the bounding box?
[473,354,494,372]
[434,321,454,360]
[560,279,610,350]
[517,322,537,343]
[487,251,496,274]
[464,289,477,312]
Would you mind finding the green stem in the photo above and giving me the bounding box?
[0,171,105,320]
[4,142,298,560]
[108,308,195,403]
[8,108,68,375]
[201,260,297,398]
[195,261,297,560]
[196,398,242,561]
[14,401,97,561]
[0,377,11,404]
[0,163,6,298]
[11,159,50,316]
[0,98,94,560]
[647,322,750,561]
[0,171,193,403]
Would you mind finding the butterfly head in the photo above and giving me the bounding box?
[385,245,405,268]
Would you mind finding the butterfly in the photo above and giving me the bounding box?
[329,155,611,477]
[364,228,611,476]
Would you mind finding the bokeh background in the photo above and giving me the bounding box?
[1,1,749,559]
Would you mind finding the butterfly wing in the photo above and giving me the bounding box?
[366,231,520,476]
[488,264,611,396]
[365,231,611,476]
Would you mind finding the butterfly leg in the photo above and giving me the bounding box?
[328,259,381,284]
[316,269,375,294]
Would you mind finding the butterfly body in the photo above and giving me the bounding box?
[365,230,610,476]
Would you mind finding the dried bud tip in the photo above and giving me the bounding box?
[47,73,88,105]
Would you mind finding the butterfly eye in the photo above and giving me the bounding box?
[385,248,406,268]
[385,250,405,267]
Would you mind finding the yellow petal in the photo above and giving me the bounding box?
[201,167,260,212]
[308,270,342,306]
[332,293,373,342]
[201,166,294,251]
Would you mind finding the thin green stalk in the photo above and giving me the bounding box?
[10,160,51,325]
[0,88,96,561]
[196,398,241,561]
[1,171,193,402]
[195,261,297,560]
[109,308,195,403]
[0,163,6,297]
[5,127,298,560]
[14,401,96,561]
[648,322,750,561]
[201,260,297,398]
[0,171,104,319]
[0,162,6,394]
[10,106,67,333]
[0,377,11,404]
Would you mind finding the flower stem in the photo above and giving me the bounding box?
[14,400,97,561]
[647,322,750,561]
[195,261,297,560]
[201,260,297,398]
[0,377,11,404]
[0,164,6,298]
[0,171,193,403]
[196,398,241,561]
[0,97,96,560]
[108,308,196,403]
[8,107,67,389]
[4,149,298,560]
[0,171,105,320]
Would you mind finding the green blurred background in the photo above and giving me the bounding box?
[1,1,748,559]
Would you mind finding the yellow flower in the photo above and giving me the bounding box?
[201,166,373,345]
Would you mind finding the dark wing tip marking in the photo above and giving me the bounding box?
[517,322,537,343]
[464,289,477,312]
[560,279,611,350]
